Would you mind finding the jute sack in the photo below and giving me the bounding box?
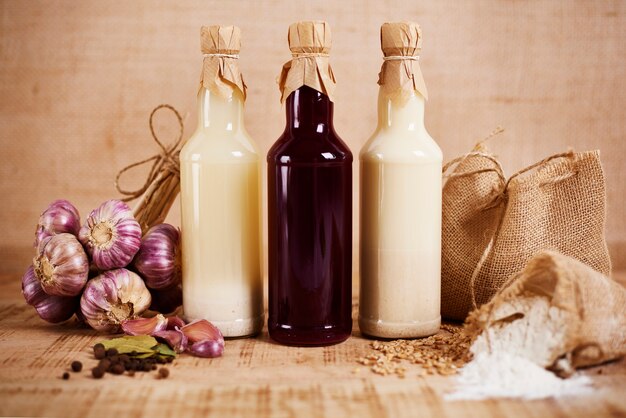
[465,250,626,375]
[441,139,611,320]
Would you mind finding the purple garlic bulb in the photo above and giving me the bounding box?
[80,268,151,332]
[134,224,181,289]
[34,199,81,247]
[79,200,142,270]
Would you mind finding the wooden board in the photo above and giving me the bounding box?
[1,273,625,418]
[1,0,626,278]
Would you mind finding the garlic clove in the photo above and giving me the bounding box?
[34,199,81,248]
[80,268,152,332]
[181,319,224,344]
[23,265,78,323]
[167,316,186,330]
[122,314,168,336]
[152,329,188,353]
[79,200,142,270]
[188,339,224,358]
[33,233,89,297]
[134,224,181,290]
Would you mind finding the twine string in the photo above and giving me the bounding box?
[115,104,185,202]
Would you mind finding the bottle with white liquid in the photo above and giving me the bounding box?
[359,22,442,339]
[180,26,263,337]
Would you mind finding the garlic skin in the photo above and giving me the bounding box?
[80,268,151,332]
[34,199,81,247]
[134,224,181,289]
[33,233,89,297]
[22,266,78,323]
[121,314,168,336]
[79,200,142,270]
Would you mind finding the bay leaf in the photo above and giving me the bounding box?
[152,343,176,357]
[99,335,159,354]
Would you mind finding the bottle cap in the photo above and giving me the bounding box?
[378,22,428,101]
[199,25,247,100]
[287,21,332,55]
[201,25,241,55]
[380,22,422,57]
[278,21,337,103]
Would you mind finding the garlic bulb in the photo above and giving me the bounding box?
[22,266,78,323]
[79,200,142,270]
[34,199,81,247]
[33,233,89,297]
[134,224,181,289]
[80,268,151,332]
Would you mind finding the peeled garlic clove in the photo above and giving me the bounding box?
[122,314,168,336]
[34,199,81,247]
[153,329,188,353]
[79,200,142,270]
[134,224,181,290]
[166,315,186,330]
[33,233,89,297]
[22,265,78,323]
[181,319,224,344]
[80,268,151,332]
[188,339,224,358]
[149,283,182,314]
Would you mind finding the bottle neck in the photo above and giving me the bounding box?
[197,87,244,133]
[377,89,426,132]
[285,86,334,134]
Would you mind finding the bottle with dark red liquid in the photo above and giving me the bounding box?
[267,21,352,346]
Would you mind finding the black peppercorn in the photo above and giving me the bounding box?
[71,361,83,372]
[106,348,118,357]
[158,368,169,379]
[92,367,105,379]
[111,363,125,375]
[94,346,106,360]
[62,372,70,380]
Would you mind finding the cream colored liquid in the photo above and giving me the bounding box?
[180,88,263,337]
[359,91,442,338]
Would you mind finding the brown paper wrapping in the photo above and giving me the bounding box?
[378,22,428,102]
[200,25,247,100]
[278,21,336,103]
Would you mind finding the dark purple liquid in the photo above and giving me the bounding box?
[267,86,353,346]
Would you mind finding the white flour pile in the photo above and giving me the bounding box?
[446,296,594,400]
[445,351,592,400]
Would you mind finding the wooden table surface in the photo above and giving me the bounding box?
[0,272,625,418]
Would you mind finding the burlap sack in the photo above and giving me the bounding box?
[442,140,612,320]
[466,250,626,374]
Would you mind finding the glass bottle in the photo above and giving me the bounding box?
[359,22,442,339]
[180,26,263,337]
[268,21,353,346]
